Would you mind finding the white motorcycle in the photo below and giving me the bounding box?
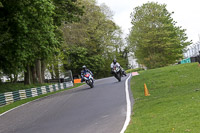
[83,72,94,88]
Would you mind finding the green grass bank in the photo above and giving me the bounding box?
[126,63,200,133]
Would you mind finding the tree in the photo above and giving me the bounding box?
[128,2,191,69]
[0,0,83,84]
[44,0,84,80]
[53,0,83,26]
[61,0,127,78]
[0,0,58,84]
[110,27,129,70]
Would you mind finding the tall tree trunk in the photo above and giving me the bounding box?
[9,74,13,83]
[31,65,38,84]
[54,63,59,79]
[41,60,46,83]
[36,60,42,84]
[50,71,54,79]
[49,64,54,79]
[24,65,31,85]
[13,74,18,83]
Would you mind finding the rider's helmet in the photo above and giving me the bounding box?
[113,59,117,64]
[82,65,86,70]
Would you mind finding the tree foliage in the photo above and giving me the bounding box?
[53,0,83,26]
[128,2,191,69]
[0,0,57,74]
[0,0,83,84]
[0,0,127,84]
[61,0,128,78]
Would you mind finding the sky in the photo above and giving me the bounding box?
[97,0,200,43]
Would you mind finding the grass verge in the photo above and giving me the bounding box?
[125,63,200,133]
[126,68,145,73]
[0,83,84,115]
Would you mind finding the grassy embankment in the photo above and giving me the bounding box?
[126,63,200,133]
[0,83,84,114]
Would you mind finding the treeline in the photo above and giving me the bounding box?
[0,0,128,84]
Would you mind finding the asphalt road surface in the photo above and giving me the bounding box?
[0,74,132,133]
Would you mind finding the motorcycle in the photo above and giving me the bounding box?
[83,73,94,88]
[113,66,121,82]
[121,67,127,77]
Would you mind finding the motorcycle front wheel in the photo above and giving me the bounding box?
[117,73,121,82]
[114,73,121,82]
[90,84,94,88]
[87,80,94,88]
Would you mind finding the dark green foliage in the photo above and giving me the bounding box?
[61,0,128,78]
[53,0,83,26]
[0,0,126,86]
[63,46,108,78]
[128,2,191,69]
[0,0,83,85]
[0,0,58,74]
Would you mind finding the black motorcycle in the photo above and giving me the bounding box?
[121,67,127,77]
[113,66,121,82]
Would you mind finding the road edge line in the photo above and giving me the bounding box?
[0,102,31,117]
[120,74,132,133]
[0,84,85,117]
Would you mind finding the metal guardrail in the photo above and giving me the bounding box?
[0,81,73,107]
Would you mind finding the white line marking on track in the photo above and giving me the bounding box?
[0,84,86,117]
[0,102,31,117]
[120,74,132,133]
